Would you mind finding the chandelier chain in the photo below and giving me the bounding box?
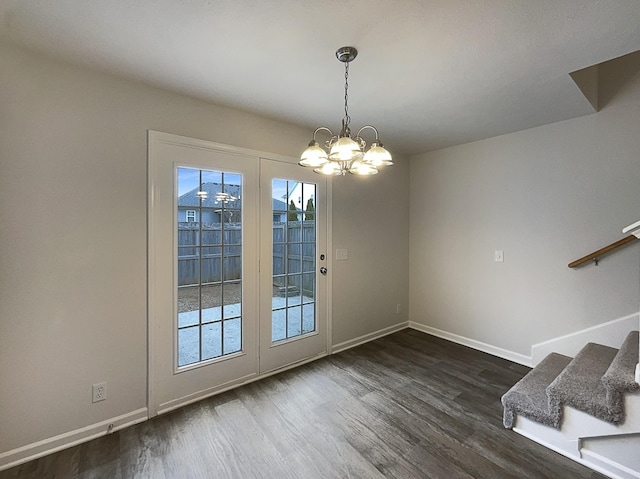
[344,61,351,130]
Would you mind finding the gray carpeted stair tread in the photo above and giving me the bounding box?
[501,352,572,429]
[602,331,640,394]
[547,342,621,424]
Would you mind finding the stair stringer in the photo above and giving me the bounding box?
[581,433,640,479]
[513,391,640,479]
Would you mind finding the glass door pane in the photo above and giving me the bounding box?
[271,179,317,343]
[177,167,243,367]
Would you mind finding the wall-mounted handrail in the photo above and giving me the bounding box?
[568,235,638,268]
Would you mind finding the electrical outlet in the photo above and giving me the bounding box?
[92,382,107,403]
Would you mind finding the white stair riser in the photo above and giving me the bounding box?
[513,394,640,479]
[561,392,640,438]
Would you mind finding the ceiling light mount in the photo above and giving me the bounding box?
[336,46,357,63]
[299,46,392,176]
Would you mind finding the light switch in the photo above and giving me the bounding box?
[336,249,348,261]
[495,250,504,262]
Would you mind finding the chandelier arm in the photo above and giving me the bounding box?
[355,125,381,141]
[313,126,334,141]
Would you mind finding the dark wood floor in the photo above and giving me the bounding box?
[1,329,606,479]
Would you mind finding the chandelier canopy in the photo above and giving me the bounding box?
[299,46,393,176]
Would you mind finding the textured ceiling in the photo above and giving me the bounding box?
[1,1,640,155]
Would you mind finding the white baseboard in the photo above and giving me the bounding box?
[408,322,532,366]
[408,312,640,369]
[331,321,409,354]
[0,408,148,472]
[531,312,639,366]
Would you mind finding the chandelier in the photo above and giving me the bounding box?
[299,46,393,176]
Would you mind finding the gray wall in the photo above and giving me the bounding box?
[409,52,640,357]
[0,42,410,456]
[331,158,410,345]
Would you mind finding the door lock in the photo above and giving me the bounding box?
[320,267,327,275]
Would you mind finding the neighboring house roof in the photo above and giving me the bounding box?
[272,198,289,211]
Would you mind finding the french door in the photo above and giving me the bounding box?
[148,131,328,416]
[259,159,328,373]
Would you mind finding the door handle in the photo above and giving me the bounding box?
[320,267,327,275]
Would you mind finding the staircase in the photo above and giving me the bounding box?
[502,331,640,479]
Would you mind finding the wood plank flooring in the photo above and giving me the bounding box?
[1,329,606,478]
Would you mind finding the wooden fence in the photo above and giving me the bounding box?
[178,222,316,295]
